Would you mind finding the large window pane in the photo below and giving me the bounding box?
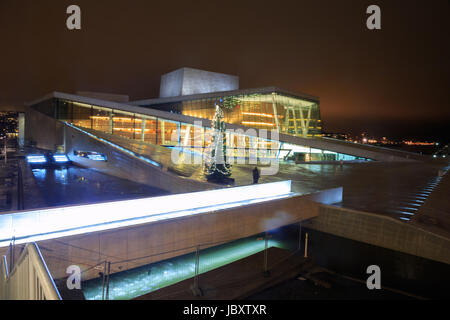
[72,102,92,129]
[92,106,112,134]
[113,111,135,140]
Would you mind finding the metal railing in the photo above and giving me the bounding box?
[75,223,311,300]
[0,243,61,300]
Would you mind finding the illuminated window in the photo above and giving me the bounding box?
[74,150,107,162]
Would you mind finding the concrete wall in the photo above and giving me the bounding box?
[159,68,185,98]
[304,205,450,265]
[31,193,319,281]
[18,113,25,147]
[63,124,217,193]
[25,106,64,151]
[160,68,239,98]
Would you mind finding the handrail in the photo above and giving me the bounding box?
[1,256,8,279]
[0,243,61,300]
[0,256,8,300]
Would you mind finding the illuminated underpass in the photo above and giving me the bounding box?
[82,236,284,300]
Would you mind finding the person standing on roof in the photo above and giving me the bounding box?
[253,166,260,184]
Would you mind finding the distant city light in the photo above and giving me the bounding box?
[324,131,441,149]
[404,141,435,146]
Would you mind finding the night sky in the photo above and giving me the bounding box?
[1,0,448,141]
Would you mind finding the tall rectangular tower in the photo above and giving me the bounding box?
[159,67,239,98]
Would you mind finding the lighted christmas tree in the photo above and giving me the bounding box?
[203,97,237,183]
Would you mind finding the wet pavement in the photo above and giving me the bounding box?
[27,165,169,208]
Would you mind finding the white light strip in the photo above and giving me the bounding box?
[0,181,292,247]
[53,155,69,163]
[26,155,47,163]
[87,154,107,161]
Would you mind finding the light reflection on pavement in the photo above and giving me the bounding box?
[30,166,169,208]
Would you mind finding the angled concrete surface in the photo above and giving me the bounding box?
[304,204,450,265]
[411,167,450,238]
[17,191,322,281]
[63,123,217,193]
[159,67,239,98]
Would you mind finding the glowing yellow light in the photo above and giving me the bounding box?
[113,117,142,123]
[90,116,142,123]
[404,141,435,146]
[90,116,109,120]
[241,121,276,126]
[113,128,151,133]
[242,112,277,118]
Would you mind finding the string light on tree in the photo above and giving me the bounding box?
[203,97,238,183]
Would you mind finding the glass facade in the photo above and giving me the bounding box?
[30,97,370,163]
[279,144,368,162]
[141,92,322,138]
